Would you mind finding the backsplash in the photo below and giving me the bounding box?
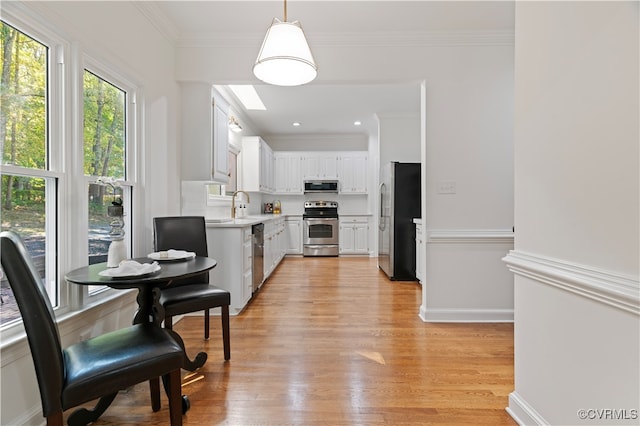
[182,181,370,219]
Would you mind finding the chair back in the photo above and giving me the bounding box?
[0,231,65,415]
[153,216,209,285]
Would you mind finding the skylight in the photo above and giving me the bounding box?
[228,85,266,110]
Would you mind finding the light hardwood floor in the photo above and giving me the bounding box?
[78,257,516,425]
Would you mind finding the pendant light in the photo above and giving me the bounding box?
[253,0,317,86]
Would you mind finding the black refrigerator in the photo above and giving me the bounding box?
[378,162,421,280]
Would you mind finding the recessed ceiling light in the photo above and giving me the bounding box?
[354,121,362,126]
[292,122,301,127]
[228,85,266,110]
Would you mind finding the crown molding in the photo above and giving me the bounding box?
[173,29,514,49]
[133,1,182,44]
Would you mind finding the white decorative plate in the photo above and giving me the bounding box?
[99,260,161,278]
[147,249,196,262]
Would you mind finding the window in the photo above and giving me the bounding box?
[83,71,129,267]
[1,9,140,330]
[0,22,57,326]
[82,68,134,294]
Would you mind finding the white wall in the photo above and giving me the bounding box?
[378,113,421,167]
[505,2,639,425]
[266,134,368,151]
[0,2,179,424]
[419,47,514,321]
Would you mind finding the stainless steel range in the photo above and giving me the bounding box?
[303,201,339,256]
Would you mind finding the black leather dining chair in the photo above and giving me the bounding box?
[153,216,231,361]
[0,231,184,426]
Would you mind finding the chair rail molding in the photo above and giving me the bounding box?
[503,250,640,315]
[426,228,514,244]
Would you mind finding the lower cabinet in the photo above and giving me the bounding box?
[206,225,253,315]
[339,217,369,255]
[205,217,290,314]
[285,216,303,254]
[263,217,286,280]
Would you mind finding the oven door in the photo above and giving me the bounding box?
[303,218,339,245]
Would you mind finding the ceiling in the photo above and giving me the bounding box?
[151,1,515,137]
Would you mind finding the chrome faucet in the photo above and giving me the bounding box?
[231,190,250,218]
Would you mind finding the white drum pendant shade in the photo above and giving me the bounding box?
[253,19,317,86]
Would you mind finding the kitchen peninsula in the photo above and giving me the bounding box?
[206,215,288,314]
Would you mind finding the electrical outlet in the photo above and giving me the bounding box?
[437,180,456,194]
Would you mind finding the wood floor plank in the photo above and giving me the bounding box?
[74,257,516,425]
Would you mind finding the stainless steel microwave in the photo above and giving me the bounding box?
[303,180,339,193]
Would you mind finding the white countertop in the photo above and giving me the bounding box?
[205,214,285,228]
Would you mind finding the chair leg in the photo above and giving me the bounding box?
[222,304,230,360]
[167,369,183,426]
[67,393,118,426]
[150,314,173,411]
[46,411,63,426]
[150,376,161,412]
[204,309,210,340]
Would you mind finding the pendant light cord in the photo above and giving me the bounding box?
[284,0,287,22]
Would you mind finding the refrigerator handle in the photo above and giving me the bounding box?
[379,182,386,231]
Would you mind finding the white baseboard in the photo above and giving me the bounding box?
[420,307,513,322]
[507,391,549,425]
[418,304,428,322]
[7,406,44,426]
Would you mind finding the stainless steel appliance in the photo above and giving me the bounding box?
[304,180,339,194]
[303,201,339,256]
[378,162,421,280]
[252,223,264,292]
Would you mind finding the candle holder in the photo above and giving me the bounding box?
[106,202,126,267]
[97,177,127,267]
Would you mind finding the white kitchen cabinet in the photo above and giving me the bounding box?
[302,153,338,180]
[263,216,286,279]
[241,136,274,193]
[180,82,229,183]
[415,220,424,284]
[339,216,369,255]
[263,220,274,279]
[274,152,302,194]
[285,216,303,254]
[243,234,253,300]
[276,217,286,264]
[338,152,368,194]
[206,225,253,314]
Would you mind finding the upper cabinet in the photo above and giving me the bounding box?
[241,136,274,193]
[274,152,302,194]
[338,152,368,194]
[180,82,229,183]
[302,153,339,180]
[211,93,230,182]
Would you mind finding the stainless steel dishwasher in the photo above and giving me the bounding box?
[252,223,264,292]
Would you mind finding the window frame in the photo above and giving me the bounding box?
[76,54,141,305]
[0,12,69,330]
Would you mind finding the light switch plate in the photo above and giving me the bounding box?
[437,180,457,194]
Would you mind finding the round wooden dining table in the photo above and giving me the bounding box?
[66,256,217,328]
